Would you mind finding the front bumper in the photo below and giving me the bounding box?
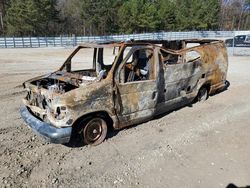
[20,105,72,144]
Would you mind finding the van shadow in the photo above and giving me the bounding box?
[65,81,230,148]
[226,183,250,188]
[64,125,120,148]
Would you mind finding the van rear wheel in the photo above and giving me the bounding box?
[197,87,208,102]
[82,117,107,146]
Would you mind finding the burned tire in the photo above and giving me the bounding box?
[197,87,208,102]
[81,117,107,146]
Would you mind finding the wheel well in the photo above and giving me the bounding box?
[72,111,114,134]
[202,83,211,93]
[195,83,211,102]
[198,83,211,93]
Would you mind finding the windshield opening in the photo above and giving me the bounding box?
[61,46,118,83]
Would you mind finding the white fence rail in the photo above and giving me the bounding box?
[0,30,249,48]
[0,30,250,56]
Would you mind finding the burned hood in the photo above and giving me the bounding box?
[24,71,100,93]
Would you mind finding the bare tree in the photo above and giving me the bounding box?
[219,0,250,30]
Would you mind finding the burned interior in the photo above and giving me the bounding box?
[20,39,229,145]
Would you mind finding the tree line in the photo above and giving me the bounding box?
[0,0,249,37]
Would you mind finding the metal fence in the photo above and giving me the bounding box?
[0,30,250,55]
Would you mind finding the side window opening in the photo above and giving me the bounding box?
[185,42,201,48]
[97,47,117,72]
[185,51,201,63]
[160,49,182,65]
[102,47,118,66]
[119,48,154,83]
[162,40,183,50]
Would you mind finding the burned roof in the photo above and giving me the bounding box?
[78,39,222,49]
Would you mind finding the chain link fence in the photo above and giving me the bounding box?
[0,31,249,56]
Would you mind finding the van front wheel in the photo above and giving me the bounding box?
[197,87,208,102]
[82,117,107,146]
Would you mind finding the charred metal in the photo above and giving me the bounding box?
[20,39,229,145]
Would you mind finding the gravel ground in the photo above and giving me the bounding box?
[0,48,249,188]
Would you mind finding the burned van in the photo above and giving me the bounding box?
[20,39,229,145]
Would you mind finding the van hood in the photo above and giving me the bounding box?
[24,71,99,94]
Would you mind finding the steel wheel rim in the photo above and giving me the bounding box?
[85,118,103,142]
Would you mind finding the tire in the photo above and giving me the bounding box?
[81,117,107,146]
[225,80,230,89]
[197,87,208,102]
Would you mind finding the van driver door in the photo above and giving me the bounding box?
[114,46,158,128]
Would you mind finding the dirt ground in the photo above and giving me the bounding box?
[0,47,249,188]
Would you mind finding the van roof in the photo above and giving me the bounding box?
[78,39,222,48]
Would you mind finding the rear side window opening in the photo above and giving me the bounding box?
[185,50,201,63]
[160,49,182,65]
